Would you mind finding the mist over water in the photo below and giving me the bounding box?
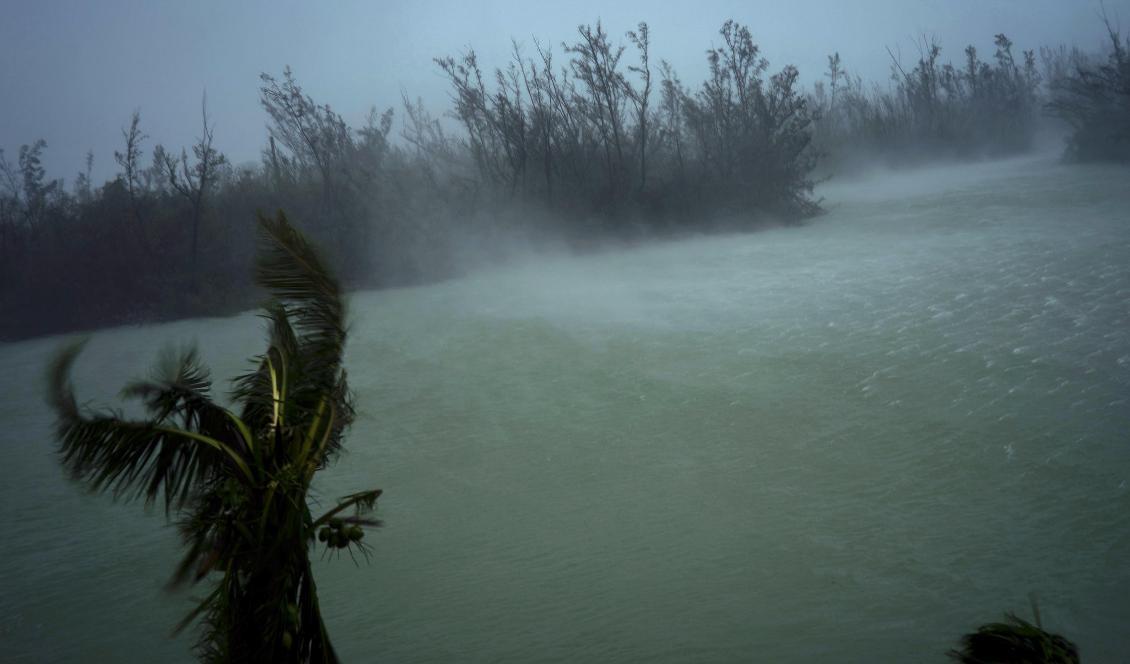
[2,154,1128,660]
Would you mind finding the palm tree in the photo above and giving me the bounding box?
[948,604,1079,663]
[48,211,381,663]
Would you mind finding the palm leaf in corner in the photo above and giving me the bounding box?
[948,604,1080,664]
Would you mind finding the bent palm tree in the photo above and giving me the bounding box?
[48,211,380,663]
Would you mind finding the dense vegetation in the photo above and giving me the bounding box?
[436,20,820,225]
[48,211,381,662]
[1046,19,1130,162]
[810,34,1043,166]
[1,19,1121,340]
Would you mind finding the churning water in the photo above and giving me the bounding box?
[1,153,1128,662]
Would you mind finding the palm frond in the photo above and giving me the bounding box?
[255,211,346,380]
[120,345,213,420]
[948,613,1079,663]
[169,486,236,589]
[313,489,383,528]
[48,341,252,511]
[246,211,355,463]
[119,346,254,456]
[232,302,297,436]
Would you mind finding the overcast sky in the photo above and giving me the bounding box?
[2,0,1126,183]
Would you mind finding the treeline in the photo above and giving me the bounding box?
[435,20,820,223]
[0,76,466,340]
[1,19,1125,340]
[808,21,1130,167]
[1,19,824,340]
[1046,18,1130,162]
[810,34,1043,164]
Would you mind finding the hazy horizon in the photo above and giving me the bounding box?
[3,2,1130,659]
[3,0,1127,183]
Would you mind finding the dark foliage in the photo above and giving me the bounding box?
[811,34,1042,165]
[1046,18,1130,162]
[948,612,1079,664]
[436,20,820,222]
[2,20,1083,342]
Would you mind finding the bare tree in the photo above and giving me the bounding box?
[0,149,22,218]
[658,61,687,181]
[114,110,150,247]
[162,93,226,268]
[73,150,94,205]
[520,40,556,202]
[436,50,509,189]
[0,148,20,260]
[626,22,652,192]
[259,67,352,213]
[3,140,60,228]
[826,52,844,114]
[566,22,629,197]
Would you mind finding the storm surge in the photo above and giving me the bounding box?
[2,154,1127,661]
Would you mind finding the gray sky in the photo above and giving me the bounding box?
[2,0,1125,183]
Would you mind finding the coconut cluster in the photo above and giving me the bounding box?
[317,518,363,549]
